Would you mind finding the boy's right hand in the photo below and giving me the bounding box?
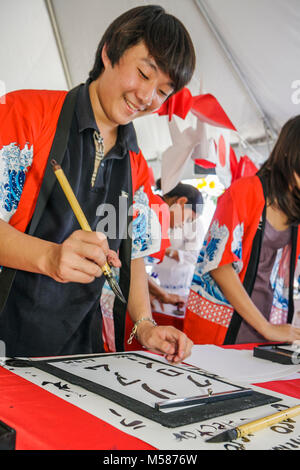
[44,230,121,283]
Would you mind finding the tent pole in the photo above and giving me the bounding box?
[44,0,73,90]
[194,0,278,141]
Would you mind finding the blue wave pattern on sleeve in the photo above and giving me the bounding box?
[192,227,231,305]
[131,186,153,258]
[206,236,221,261]
[0,142,33,221]
[132,210,150,253]
[193,271,231,305]
[4,168,26,212]
[231,223,244,273]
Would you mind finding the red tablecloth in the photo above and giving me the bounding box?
[0,344,299,450]
[0,366,155,450]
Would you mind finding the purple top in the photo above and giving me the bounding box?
[235,219,291,343]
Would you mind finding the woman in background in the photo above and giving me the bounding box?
[184,115,300,345]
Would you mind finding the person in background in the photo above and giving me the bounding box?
[148,180,204,315]
[184,115,300,345]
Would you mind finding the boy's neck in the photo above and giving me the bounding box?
[88,80,118,155]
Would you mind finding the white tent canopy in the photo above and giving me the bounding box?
[1,0,300,180]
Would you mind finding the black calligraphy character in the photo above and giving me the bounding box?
[187,375,211,387]
[109,409,146,430]
[224,442,246,450]
[137,361,154,369]
[64,359,95,364]
[84,363,110,371]
[109,409,122,417]
[210,420,235,431]
[114,372,141,386]
[196,424,222,438]
[270,421,295,434]
[116,355,138,362]
[42,381,71,391]
[41,381,86,398]
[157,368,184,377]
[141,383,175,399]
[173,431,198,442]
[184,365,219,379]
[119,419,145,430]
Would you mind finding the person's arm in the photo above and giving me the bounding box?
[127,257,193,363]
[148,276,185,311]
[166,247,199,265]
[0,219,121,283]
[211,263,300,342]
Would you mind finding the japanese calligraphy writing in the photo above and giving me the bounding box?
[47,353,242,410]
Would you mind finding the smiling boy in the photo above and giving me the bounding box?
[0,5,195,361]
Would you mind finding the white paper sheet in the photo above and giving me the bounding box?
[184,345,300,384]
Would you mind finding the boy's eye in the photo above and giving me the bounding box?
[138,68,172,99]
[138,68,149,80]
[159,89,168,98]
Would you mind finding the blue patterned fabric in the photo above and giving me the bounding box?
[0,143,33,222]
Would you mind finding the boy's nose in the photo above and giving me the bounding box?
[136,82,156,107]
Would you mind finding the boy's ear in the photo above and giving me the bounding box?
[177,196,188,207]
[101,43,109,68]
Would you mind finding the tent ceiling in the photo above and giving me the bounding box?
[1,0,300,171]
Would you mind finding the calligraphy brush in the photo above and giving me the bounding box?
[51,159,126,304]
[206,404,300,443]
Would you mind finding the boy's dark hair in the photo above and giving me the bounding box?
[89,5,195,94]
[156,179,203,214]
[257,114,300,225]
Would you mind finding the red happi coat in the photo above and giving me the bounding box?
[184,175,300,345]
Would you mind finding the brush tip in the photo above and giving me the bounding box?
[206,428,238,443]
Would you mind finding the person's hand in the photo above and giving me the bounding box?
[136,322,193,363]
[165,248,180,262]
[44,230,121,283]
[150,289,185,312]
[264,323,300,343]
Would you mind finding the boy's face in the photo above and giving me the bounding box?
[169,197,196,228]
[94,41,174,127]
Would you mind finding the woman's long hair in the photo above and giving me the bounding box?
[257,115,300,225]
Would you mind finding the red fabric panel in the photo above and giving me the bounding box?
[254,378,300,399]
[152,312,184,331]
[183,309,227,345]
[222,343,257,350]
[0,368,155,450]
